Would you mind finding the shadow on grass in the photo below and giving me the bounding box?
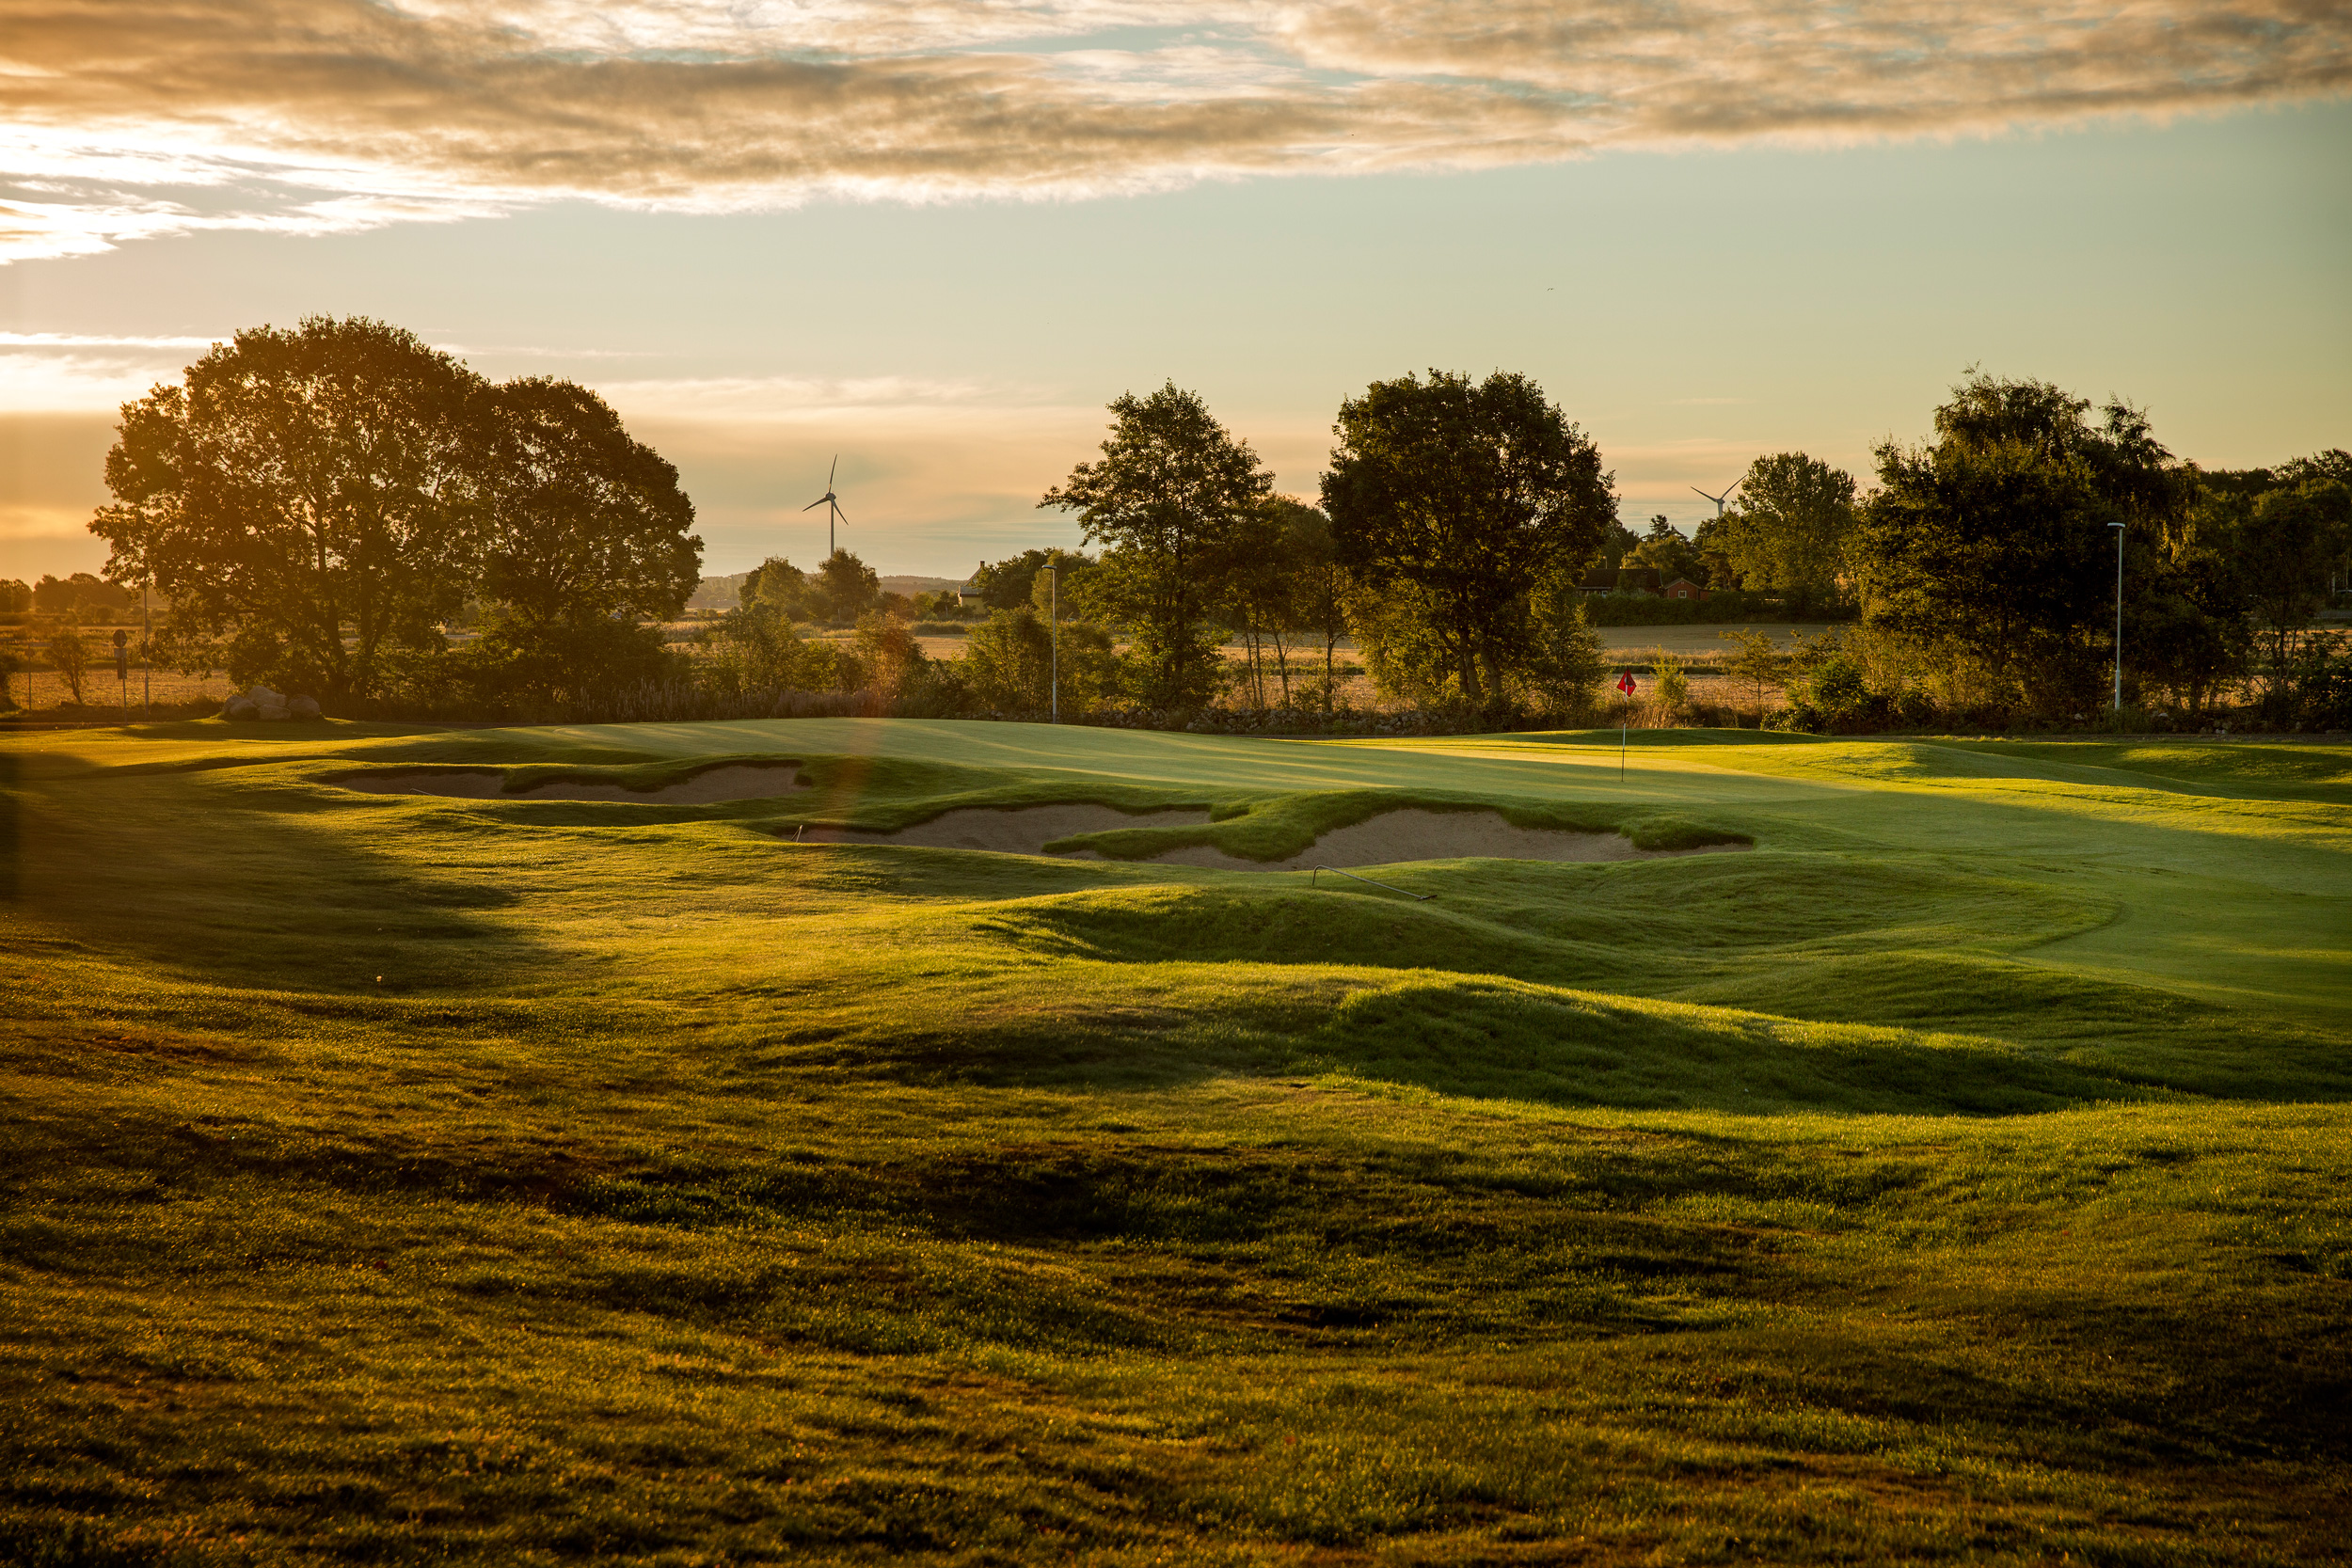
[11,760,549,995]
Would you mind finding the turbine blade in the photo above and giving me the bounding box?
[833,501,849,525]
[829,454,838,488]
[803,498,826,511]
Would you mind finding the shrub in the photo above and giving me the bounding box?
[1649,646,1692,721]
[2295,644,2352,730]
[46,630,89,703]
[1804,655,1867,719]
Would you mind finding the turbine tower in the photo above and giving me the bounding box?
[1692,480,1740,517]
[803,455,849,557]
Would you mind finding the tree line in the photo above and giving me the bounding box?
[73,315,2351,730]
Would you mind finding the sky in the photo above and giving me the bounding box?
[3,1,2348,585]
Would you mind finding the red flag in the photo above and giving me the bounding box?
[1616,671,1637,695]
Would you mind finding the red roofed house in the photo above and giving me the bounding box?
[1663,578,1710,601]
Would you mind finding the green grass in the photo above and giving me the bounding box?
[4,719,2349,1564]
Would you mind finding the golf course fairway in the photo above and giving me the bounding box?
[4,718,2348,1563]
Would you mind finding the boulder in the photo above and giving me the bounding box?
[248,685,290,721]
[286,694,322,721]
[222,693,260,721]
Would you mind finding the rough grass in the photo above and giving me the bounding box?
[2,718,2348,1564]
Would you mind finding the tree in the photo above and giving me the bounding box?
[1276,501,1349,707]
[1596,520,1642,571]
[1220,499,1311,707]
[469,376,701,703]
[1041,384,1272,709]
[971,547,1093,612]
[1519,569,1607,720]
[853,611,924,701]
[1323,369,1613,705]
[1718,629,1783,719]
[1627,515,1703,584]
[1715,452,1859,611]
[2233,478,2352,705]
[963,606,1054,712]
[0,579,28,614]
[814,549,881,624]
[46,630,89,704]
[741,557,817,622]
[961,605,1122,716]
[1851,372,2191,716]
[91,316,485,705]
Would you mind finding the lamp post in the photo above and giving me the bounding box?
[2109,519,2126,711]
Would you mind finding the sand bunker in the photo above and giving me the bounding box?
[342,763,808,804]
[797,804,1208,853]
[1113,809,1745,871]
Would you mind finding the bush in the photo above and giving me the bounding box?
[2295,644,2352,730]
[1649,646,1691,720]
[45,630,89,704]
[1804,655,1867,718]
[1762,704,1820,734]
[463,616,676,711]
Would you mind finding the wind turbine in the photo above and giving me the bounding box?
[803,455,849,557]
[1692,480,1740,517]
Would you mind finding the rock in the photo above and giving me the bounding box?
[287,694,322,721]
[222,694,260,721]
[247,684,290,721]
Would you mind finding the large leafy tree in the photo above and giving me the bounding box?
[92,317,485,703]
[478,378,699,629]
[1853,372,2193,714]
[1041,384,1272,708]
[1322,370,1613,705]
[469,377,701,702]
[1715,452,1858,610]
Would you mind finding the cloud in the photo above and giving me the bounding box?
[4,0,2341,261]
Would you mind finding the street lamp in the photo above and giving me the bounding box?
[2110,519,2126,711]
